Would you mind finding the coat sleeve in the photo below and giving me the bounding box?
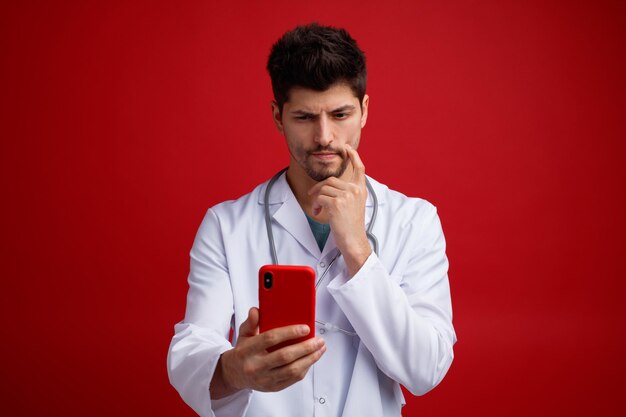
[327,202,456,396]
[167,208,252,417]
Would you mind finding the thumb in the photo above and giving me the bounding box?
[239,307,260,337]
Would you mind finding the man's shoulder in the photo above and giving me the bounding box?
[370,176,437,214]
[209,179,268,218]
[370,178,443,243]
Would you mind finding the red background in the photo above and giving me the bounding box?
[1,1,625,416]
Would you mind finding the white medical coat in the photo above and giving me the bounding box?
[167,173,456,417]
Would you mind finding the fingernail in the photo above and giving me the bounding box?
[299,325,310,335]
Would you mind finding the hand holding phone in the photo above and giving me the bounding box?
[214,305,325,396]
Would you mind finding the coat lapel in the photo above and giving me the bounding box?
[260,173,322,259]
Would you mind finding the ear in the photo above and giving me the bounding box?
[271,101,284,134]
[360,94,369,128]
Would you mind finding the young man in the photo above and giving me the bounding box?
[167,23,456,417]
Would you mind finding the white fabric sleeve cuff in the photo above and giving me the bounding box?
[167,323,253,417]
[207,348,253,417]
[210,386,253,417]
[327,251,377,290]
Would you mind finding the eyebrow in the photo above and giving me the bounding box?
[290,104,357,116]
[330,105,356,113]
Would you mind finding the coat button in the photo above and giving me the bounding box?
[320,261,326,268]
[319,397,326,404]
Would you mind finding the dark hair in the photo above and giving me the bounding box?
[267,23,367,112]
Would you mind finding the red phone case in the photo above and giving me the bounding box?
[258,264,316,352]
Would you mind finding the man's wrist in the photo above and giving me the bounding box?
[343,237,372,277]
[210,351,240,399]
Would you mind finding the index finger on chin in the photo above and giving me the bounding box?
[345,144,365,181]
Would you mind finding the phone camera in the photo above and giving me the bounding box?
[263,272,273,289]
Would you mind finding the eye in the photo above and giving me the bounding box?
[295,114,313,121]
[334,112,349,120]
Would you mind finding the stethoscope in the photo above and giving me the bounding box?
[263,167,380,336]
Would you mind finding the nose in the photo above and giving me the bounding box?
[314,114,333,146]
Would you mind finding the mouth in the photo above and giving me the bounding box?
[309,148,342,161]
[310,152,339,160]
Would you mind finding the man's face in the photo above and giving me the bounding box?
[272,83,369,182]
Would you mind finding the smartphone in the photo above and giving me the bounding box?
[258,264,316,352]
